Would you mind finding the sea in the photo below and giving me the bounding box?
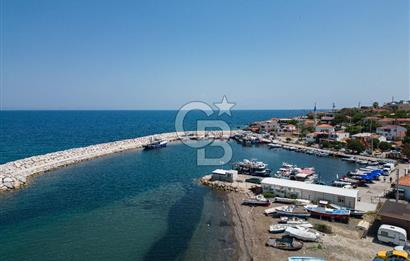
[0,110,357,261]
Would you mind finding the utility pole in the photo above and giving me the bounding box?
[396,168,400,202]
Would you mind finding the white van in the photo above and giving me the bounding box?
[377,224,407,246]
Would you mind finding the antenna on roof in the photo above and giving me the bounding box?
[332,102,336,112]
[313,102,317,127]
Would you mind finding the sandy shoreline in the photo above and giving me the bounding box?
[225,191,389,261]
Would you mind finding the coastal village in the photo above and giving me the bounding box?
[1,100,410,261]
[201,99,410,261]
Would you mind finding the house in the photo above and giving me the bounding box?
[315,124,335,133]
[399,175,410,201]
[352,133,387,143]
[277,124,297,135]
[320,114,335,124]
[261,178,358,209]
[376,125,407,140]
[328,131,350,142]
[211,169,238,183]
[255,120,280,133]
[376,200,410,239]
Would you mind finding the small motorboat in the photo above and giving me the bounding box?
[285,226,320,242]
[279,217,313,227]
[242,195,270,206]
[264,205,286,216]
[266,236,304,251]
[269,224,288,233]
[275,205,311,218]
[143,139,168,150]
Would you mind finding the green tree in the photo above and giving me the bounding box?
[403,136,410,144]
[347,139,365,153]
[346,125,363,135]
[402,144,410,159]
[379,141,392,151]
[373,102,379,108]
[372,138,380,149]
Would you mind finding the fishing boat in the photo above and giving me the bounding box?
[285,226,320,242]
[266,237,304,251]
[305,206,350,221]
[275,205,311,218]
[232,159,271,177]
[143,139,168,150]
[288,257,326,261]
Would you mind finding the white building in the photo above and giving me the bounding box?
[376,125,407,140]
[329,131,350,142]
[261,178,358,208]
[211,169,238,183]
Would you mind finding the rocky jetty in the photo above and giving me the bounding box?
[0,130,235,192]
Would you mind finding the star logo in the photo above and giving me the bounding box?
[214,95,235,116]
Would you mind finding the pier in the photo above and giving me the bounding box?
[0,130,234,191]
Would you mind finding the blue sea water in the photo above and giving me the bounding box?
[0,110,356,261]
[0,110,308,164]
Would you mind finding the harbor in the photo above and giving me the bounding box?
[201,162,409,261]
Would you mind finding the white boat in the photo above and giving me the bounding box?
[268,143,282,148]
[285,226,320,242]
[264,205,286,215]
[280,217,313,227]
[269,223,313,233]
[273,197,311,206]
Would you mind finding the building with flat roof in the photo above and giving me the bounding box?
[261,178,358,208]
[211,169,238,183]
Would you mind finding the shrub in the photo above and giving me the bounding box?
[314,223,332,234]
[262,192,275,198]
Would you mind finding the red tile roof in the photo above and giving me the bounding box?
[399,175,410,187]
[317,124,333,128]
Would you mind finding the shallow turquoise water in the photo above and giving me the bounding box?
[0,141,357,261]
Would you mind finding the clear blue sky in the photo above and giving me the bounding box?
[1,0,409,110]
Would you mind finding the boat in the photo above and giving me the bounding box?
[285,226,320,242]
[264,205,286,215]
[273,197,311,205]
[143,139,168,150]
[266,236,304,251]
[288,257,326,261]
[268,143,282,148]
[305,206,350,221]
[242,195,270,206]
[269,222,313,233]
[269,224,289,233]
[275,205,311,218]
[279,217,313,227]
[232,159,272,177]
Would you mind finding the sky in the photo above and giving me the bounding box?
[1,0,409,110]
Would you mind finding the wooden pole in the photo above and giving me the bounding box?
[396,168,400,202]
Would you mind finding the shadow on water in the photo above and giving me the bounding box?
[143,184,206,261]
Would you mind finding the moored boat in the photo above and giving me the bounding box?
[143,139,168,150]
